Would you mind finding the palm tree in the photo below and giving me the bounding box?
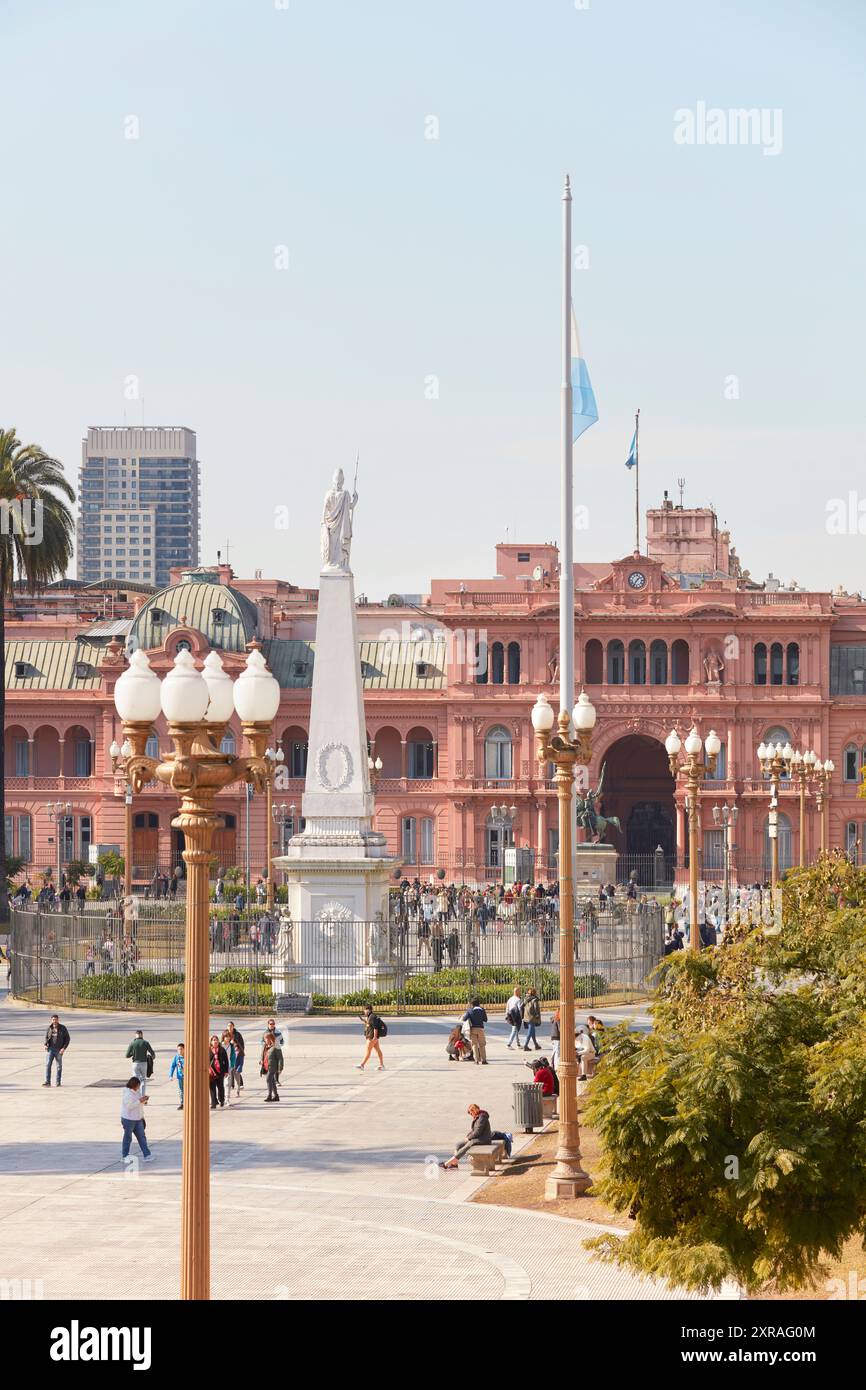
[1,429,75,922]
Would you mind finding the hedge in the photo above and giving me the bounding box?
[73,968,273,1011]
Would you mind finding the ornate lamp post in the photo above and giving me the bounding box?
[367,754,383,790]
[712,802,738,925]
[45,800,73,888]
[790,747,818,868]
[814,759,834,853]
[113,645,279,1301]
[666,726,721,951]
[109,738,134,898]
[531,689,596,1200]
[757,740,794,892]
[264,745,285,909]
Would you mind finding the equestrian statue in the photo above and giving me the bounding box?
[575,762,622,843]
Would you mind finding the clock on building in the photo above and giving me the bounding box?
[627,571,647,590]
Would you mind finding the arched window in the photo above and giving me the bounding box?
[628,639,647,685]
[770,642,784,685]
[584,639,603,684]
[843,743,860,782]
[764,811,793,872]
[650,639,668,685]
[754,642,767,685]
[490,642,505,685]
[484,726,513,780]
[475,638,488,684]
[671,639,690,685]
[607,639,625,685]
[145,734,160,760]
[220,731,236,755]
[786,642,800,685]
[507,641,521,684]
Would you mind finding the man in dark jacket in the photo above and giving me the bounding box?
[441,1103,493,1168]
[43,1014,70,1086]
[125,1030,156,1096]
[461,998,489,1064]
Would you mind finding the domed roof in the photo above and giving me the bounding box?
[130,575,259,653]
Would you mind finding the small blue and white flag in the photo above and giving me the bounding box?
[571,304,598,441]
[625,430,637,469]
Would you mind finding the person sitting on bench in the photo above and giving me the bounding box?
[440,1103,513,1167]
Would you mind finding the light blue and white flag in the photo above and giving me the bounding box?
[625,429,637,469]
[571,303,598,441]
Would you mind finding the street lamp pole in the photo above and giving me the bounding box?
[712,802,738,926]
[264,746,284,910]
[113,645,279,1301]
[813,759,833,853]
[666,726,721,951]
[532,689,596,1200]
[757,740,795,892]
[46,800,72,889]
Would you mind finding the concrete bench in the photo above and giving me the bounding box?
[490,1138,506,1164]
[542,1094,558,1121]
[469,1145,499,1176]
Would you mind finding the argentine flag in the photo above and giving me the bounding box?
[571,304,598,441]
[625,430,637,469]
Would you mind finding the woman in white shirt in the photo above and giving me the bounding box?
[575,1028,598,1082]
[121,1076,153,1163]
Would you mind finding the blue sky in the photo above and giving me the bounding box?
[1,0,864,594]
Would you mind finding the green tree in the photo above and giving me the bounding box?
[0,429,75,923]
[584,854,866,1295]
[64,859,89,885]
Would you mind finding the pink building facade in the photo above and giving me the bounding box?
[6,500,866,889]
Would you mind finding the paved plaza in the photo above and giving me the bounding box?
[0,990,726,1302]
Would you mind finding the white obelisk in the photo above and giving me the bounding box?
[274,468,396,974]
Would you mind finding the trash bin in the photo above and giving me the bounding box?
[513,1080,543,1132]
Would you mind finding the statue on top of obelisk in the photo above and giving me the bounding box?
[320,465,358,571]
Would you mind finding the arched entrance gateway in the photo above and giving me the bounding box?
[596,734,676,884]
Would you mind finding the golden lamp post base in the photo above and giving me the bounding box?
[545,1174,592,1201]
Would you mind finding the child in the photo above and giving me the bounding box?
[446,1024,471,1062]
[169,1042,184,1110]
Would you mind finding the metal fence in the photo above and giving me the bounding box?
[10,901,664,1015]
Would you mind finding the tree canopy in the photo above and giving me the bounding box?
[585,853,866,1295]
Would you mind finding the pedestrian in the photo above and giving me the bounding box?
[355,1003,386,1071]
[84,944,96,975]
[75,881,86,912]
[576,1026,598,1081]
[262,1031,284,1101]
[95,866,105,899]
[209,1033,229,1108]
[59,879,72,911]
[445,920,460,967]
[521,987,542,1051]
[504,985,523,1049]
[120,1076,153,1164]
[525,1055,557,1096]
[550,1007,561,1073]
[586,1015,605,1055]
[226,1022,245,1089]
[446,1024,472,1062]
[461,997,488,1065]
[431,919,445,971]
[169,1041,185,1109]
[255,876,266,906]
[169,867,179,900]
[222,1029,242,1102]
[43,1013,70,1087]
[261,1017,284,1049]
[440,1103,513,1168]
[125,1029,155,1096]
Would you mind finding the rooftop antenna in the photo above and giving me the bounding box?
[677,477,686,508]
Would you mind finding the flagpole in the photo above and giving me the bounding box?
[634,408,640,552]
[560,176,574,721]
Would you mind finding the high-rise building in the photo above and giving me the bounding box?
[77,427,201,588]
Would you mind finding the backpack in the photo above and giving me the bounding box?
[372,1015,388,1038]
